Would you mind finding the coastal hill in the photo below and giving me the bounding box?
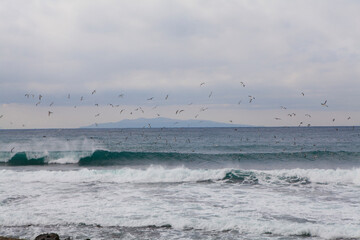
[82,117,251,128]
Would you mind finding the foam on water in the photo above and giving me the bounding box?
[1,128,360,239]
[1,167,360,239]
[1,167,360,186]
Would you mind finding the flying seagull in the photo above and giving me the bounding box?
[92,90,96,95]
[200,82,205,86]
[321,100,328,107]
[248,96,255,103]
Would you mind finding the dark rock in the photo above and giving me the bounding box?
[0,237,24,240]
[160,224,172,228]
[34,233,60,240]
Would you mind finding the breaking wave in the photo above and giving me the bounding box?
[1,167,360,186]
[1,149,360,166]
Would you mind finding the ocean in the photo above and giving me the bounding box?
[0,127,360,239]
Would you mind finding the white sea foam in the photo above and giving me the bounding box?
[1,167,360,239]
[1,167,360,186]
[48,157,79,164]
[0,167,228,183]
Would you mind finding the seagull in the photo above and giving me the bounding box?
[332,118,335,122]
[200,82,205,86]
[321,100,328,107]
[274,117,281,120]
[305,114,311,118]
[95,113,100,117]
[208,92,213,98]
[240,82,245,87]
[80,96,84,101]
[301,92,305,96]
[347,116,351,120]
[10,147,15,153]
[165,94,169,100]
[95,103,99,107]
[120,109,125,114]
[280,106,287,110]
[238,100,242,105]
[49,102,54,106]
[248,95,255,103]
[39,95,43,101]
[147,97,154,101]
[92,90,96,95]
[48,111,53,117]
[36,101,41,106]
[118,94,124,98]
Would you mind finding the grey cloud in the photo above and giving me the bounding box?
[0,0,359,113]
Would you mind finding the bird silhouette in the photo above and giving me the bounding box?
[321,100,328,107]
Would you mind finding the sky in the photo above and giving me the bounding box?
[0,0,359,128]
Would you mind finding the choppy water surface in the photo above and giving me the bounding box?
[1,127,360,239]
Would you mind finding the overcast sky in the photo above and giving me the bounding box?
[0,0,359,128]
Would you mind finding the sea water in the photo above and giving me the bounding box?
[0,127,360,239]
